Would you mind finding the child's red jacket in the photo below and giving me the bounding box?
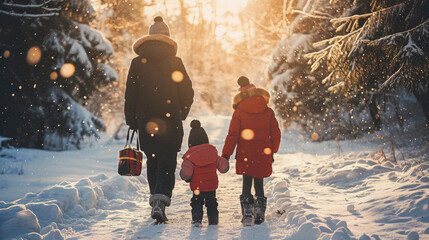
[222,85,281,178]
[180,144,229,192]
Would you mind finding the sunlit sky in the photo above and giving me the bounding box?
[143,0,249,49]
[185,0,248,39]
[191,0,248,18]
[92,0,250,50]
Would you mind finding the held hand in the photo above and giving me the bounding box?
[221,154,230,161]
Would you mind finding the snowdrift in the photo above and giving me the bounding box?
[0,174,147,239]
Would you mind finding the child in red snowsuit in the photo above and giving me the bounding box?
[180,120,229,226]
[222,76,281,225]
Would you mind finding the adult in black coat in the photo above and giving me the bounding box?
[124,16,194,223]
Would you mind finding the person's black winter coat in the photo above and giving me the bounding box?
[125,39,194,152]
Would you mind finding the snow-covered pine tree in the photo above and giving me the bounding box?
[306,0,429,124]
[87,0,152,137]
[0,0,118,150]
[268,0,374,140]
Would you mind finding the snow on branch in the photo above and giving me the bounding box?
[43,87,104,150]
[328,81,344,94]
[378,64,404,92]
[331,2,406,33]
[312,28,361,48]
[292,10,332,20]
[96,63,118,83]
[0,0,60,18]
[3,0,60,11]
[72,22,114,58]
[305,45,332,72]
[361,19,429,46]
[321,71,334,85]
[313,10,334,19]
[0,9,58,17]
[331,2,406,26]
[330,12,373,25]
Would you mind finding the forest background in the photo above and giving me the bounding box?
[0,0,428,150]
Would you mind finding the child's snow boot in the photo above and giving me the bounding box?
[191,195,204,225]
[206,196,219,225]
[240,194,254,226]
[208,212,219,225]
[150,194,170,223]
[254,196,267,224]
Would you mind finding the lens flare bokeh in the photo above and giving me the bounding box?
[60,63,76,78]
[241,129,254,140]
[171,70,184,83]
[26,46,42,65]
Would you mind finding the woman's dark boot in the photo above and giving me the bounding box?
[254,196,267,224]
[150,194,170,223]
[240,195,254,226]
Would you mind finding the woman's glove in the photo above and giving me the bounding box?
[221,154,230,161]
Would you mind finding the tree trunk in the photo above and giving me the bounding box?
[367,96,381,131]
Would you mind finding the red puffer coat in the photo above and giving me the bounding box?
[180,144,229,192]
[222,94,281,178]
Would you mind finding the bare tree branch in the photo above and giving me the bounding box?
[0,0,61,17]
[3,0,54,9]
[241,12,283,40]
[0,9,59,17]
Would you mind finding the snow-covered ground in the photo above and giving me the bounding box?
[1,114,428,240]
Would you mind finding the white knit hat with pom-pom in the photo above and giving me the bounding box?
[149,16,170,37]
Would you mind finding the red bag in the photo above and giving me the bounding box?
[118,128,143,176]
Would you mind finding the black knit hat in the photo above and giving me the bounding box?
[188,120,209,148]
[238,76,250,87]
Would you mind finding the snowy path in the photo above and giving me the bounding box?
[1,114,429,239]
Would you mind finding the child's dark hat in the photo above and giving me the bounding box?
[188,120,209,147]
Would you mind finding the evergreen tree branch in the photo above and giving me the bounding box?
[361,19,429,46]
[331,2,406,26]
[378,63,404,92]
[313,28,361,47]
[292,10,332,20]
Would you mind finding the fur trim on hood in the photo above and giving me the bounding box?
[132,34,178,55]
[232,85,270,109]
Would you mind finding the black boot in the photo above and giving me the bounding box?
[206,198,219,225]
[208,212,218,225]
[206,202,219,225]
[240,195,254,226]
[191,195,203,227]
[150,194,170,223]
[191,219,202,227]
[254,196,267,224]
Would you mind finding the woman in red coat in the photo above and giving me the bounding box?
[222,76,281,225]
